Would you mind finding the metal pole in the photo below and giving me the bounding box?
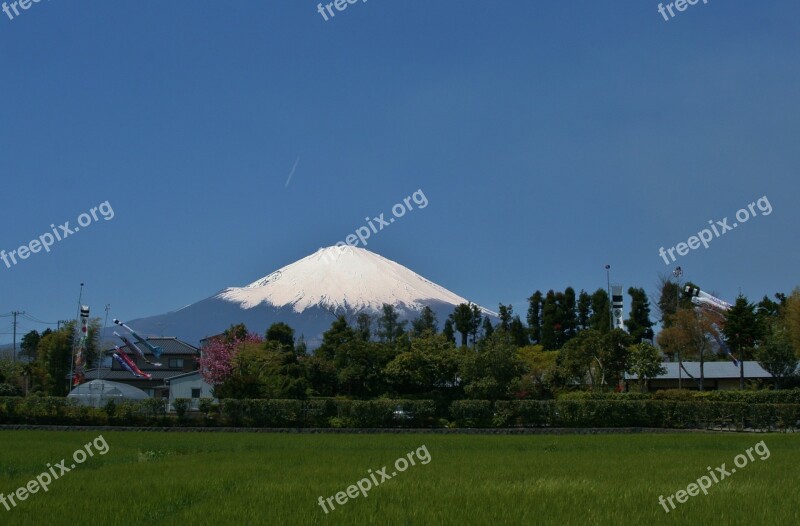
[673,267,682,389]
[68,283,84,392]
[12,311,23,363]
[99,304,110,407]
[605,265,611,330]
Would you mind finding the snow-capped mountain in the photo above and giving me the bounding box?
[115,246,495,348]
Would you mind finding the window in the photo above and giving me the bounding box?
[169,358,184,368]
[191,388,201,399]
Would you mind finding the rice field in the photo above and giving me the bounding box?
[0,431,797,525]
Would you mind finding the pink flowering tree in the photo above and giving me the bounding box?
[199,331,263,387]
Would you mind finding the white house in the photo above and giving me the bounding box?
[163,370,216,411]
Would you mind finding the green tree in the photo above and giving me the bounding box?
[625,287,654,342]
[411,306,438,337]
[540,290,559,350]
[514,345,558,398]
[626,342,667,392]
[657,308,719,391]
[222,323,249,343]
[265,322,295,352]
[355,312,373,341]
[723,295,763,389]
[785,288,800,358]
[498,304,513,330]
[459,331,523,400]
[34,325,75,396]
[756,322,798,389]
[557,329,600,388]
[315,316,356,361]
[509,316,529,347]
[334,339,393,398]
[577,290,592,331]
[20,330,41,361]
[562,287,578,341]
[377,304,406,343]
[589,288,611,334]
[384,333,461,398]
[443,319,456,345]
[599,329,633,389]
[481,317,494,341]
[450,303,477,347]
[527,291,543,343]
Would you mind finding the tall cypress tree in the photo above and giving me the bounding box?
[577,290,591,331]
[540,290,559,350]
[562,287,578,341]
[527,291,543,344]
[625,287,655,342]
[723,295,762,389]
[589,288,611,334]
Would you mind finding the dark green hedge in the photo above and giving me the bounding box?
[1,397,798,431]
[557,389,800,404]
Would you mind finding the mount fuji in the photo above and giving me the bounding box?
[115,246,496,349]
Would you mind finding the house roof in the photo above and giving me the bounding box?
[626,361,773,381]
[106,337,200,357]
[81,368,185,382]
[164,370,204,382]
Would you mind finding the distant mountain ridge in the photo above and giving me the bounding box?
[113,246,496,348]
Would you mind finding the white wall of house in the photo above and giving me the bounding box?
[167,372,216,411]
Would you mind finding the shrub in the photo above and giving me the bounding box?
[174,398,190,420]
[449,400,493,427]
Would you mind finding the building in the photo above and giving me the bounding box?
[80,337,201,398]
[625,361,774,391]
[162,370,216,411]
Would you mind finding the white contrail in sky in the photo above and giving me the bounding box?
[285,155,300,187]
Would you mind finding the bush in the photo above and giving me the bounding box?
[103,400,117,418]
[449,400,493,427]
[174,398,190,420]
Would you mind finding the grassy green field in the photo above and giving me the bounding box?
[0,431,797,525]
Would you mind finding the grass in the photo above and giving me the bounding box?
[0,431,797,525]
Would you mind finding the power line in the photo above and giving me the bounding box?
[20,313,59,325]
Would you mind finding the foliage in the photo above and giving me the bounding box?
[626,342,667,392]
[756,322,799,388]
[198,330,263,387]
[173,398,190,419]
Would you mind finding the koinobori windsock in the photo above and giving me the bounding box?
[72,305,90,386]
[114,331,162,366]
[684,286,738,366]
[112,346,152,379]
[113,318,164,358]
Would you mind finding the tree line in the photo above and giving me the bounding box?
[2,281,799,399]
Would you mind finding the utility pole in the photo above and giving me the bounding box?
[605,265,612,330]
[673,267,683,389]
[101,304,111,380]
[12,311,25,363]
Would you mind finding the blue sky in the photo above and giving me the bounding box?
[1,1,798,343]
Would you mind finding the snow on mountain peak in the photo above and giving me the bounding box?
[215,246,495,315]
